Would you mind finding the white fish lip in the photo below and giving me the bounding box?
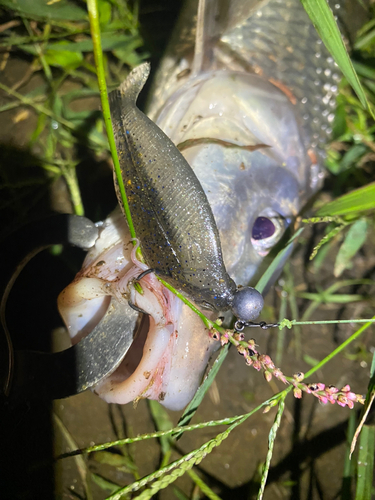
[58,210,218,411]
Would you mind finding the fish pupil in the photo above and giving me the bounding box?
[252,217,275,240]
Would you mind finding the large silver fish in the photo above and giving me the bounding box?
[58,0,340,410]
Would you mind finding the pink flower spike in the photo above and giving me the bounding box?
[316,383,325,391]
[347,400,354,409]
[341,385,351,392]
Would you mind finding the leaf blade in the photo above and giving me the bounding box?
[300,0,374,116]
[316,183,375,216]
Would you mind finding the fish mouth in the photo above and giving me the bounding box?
[58,210,218,411]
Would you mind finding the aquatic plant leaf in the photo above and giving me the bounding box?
[354,425,375,500]
[1,0,87,21]
[300,0,373,116]
[317,183,375,216]
[334,219,368,277]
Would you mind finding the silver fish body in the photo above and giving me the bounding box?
[148,0,340,288]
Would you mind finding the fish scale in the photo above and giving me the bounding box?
[220,0,341,157]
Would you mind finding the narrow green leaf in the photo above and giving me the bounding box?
[1,0,87,21]
[350,352,375,458]
[341,411,356,500]
[256,227,304,293]
[87,0,137,241]
[91,473,120,493]
[355,425,375,500]
[92,450,136,471]
[257,397,285,500]
[148,400,174,459]
[334,219,368,277]
[174,344,229,439]
[44,48,83,69]
[317,183,375,216]
[300,0,374,116]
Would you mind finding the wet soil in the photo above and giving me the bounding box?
[1,3,375,499]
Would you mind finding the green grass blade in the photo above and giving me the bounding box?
[300,0,374,117]
[256,227,304,293]
[257,397,285,500]
[316,183,375,216]
[87,0,137,241]
[341,411,356,500]
[174,344,230,439]
[355,425,375,500]
[334,219,368,277]
[187,469,222,500]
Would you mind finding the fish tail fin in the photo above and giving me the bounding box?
[109,62,151,111]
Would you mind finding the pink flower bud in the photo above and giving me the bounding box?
[264,371,273,382]
[293,388,302,399]
[317,395,328,404]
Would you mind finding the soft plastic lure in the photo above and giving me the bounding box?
[109,62,264,322]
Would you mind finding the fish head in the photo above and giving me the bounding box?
[154,71,318,286]
[58,210,219,411]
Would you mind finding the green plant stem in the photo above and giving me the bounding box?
[304,316,375,379]
[276,289,287,366]
[57,415,246,459]
[283,318,375,328]
[157,277,224,333]
[187,469,222,500]
[60,162,85,216]
[87,0,137,242]
[257,396,285,500]
[107,398,278,500]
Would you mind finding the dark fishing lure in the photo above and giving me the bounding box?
[109,63,263,321]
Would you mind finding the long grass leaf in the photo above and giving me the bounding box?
[355,425,375,500]
[175,344,230,439]
[257,397,285,500]
[334,219,368,277]
[300,0,374,116]
[256,227,304,293]
[317,183,375,216]
[87,0,137,240]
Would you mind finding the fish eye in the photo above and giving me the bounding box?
[251,211,288,257]
[252,217,276,240]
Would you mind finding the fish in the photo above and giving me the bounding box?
[58,0,340,410]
